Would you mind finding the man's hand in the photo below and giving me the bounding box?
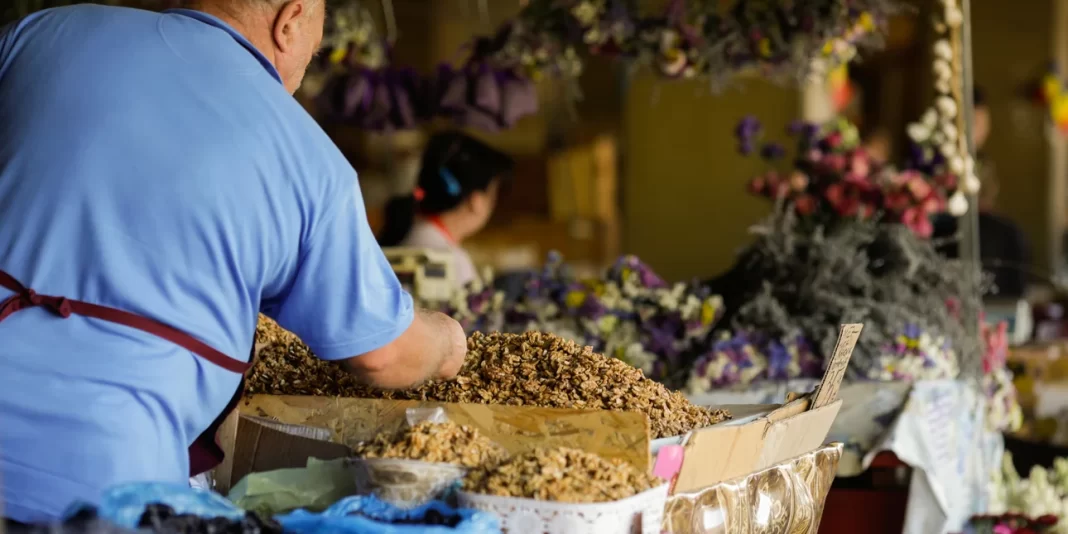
[434,314,468,380]
[341,308,467,390]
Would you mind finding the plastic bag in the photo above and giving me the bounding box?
[404,406,449,427]
[228,458,359,516]
[350,458,467,509]
[86,482,246,529]
[350,407,467,509]
[276,495,500,534]
[76,482,499,534]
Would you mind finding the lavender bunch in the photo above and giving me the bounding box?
[708,209,987,381]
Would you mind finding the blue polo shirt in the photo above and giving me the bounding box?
[0,5,413,522]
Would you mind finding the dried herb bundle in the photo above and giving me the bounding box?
[708,212,987,379]
[247,320,730,438]
[354,422,509,469]
[463,447,659,503]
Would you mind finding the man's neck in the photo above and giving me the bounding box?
[187,1,279,70]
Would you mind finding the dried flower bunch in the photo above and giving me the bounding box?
[462,447,660,503]
[248,324,730,439]
[313,0,898,133]
[705,210,984,383]
[480,0,898,86]
[354,421,509,469]
[738,115,963,238]
[316,60,540,133]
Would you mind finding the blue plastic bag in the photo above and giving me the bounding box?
[82,482,500,534]
[276,495,500,534]
[86,482,247,528]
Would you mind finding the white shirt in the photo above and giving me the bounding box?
[401,219,478,287]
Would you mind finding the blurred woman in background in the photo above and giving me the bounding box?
[377,131,514,287]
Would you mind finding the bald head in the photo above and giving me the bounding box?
[188,0,325,93]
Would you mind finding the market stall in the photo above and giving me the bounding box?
[0,0,1009,532]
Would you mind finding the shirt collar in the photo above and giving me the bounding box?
[163,9,283,84]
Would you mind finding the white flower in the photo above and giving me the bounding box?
[932,131,946,145]
[950,155,966,174]
[941,141,958,158]
[907,123,931,142]
[933,39,953,60]
[948,191,969,215]
[964,172,982,193]
[935,79,952,94]
[922,109,939,128]
[936,96,958,118]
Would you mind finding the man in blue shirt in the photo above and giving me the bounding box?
[0,0,467,523]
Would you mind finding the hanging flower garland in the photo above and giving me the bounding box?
[477,0,900,85]
[314,0,899,132]
[316,2,541,132]
[904,0,979,215]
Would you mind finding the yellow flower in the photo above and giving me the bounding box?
[582,279,604,296]
[857,12,875,32]
[565,290,586,309]
[598,315,618,334]
[1053,97,1068,124]
[758,38,772,57]
[1044,75,1062,100]
[328,47,348,65]
[821,40,835,56]
[700,300,718,326]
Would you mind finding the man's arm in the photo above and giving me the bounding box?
[343,308,467,389]
[261,175,466,389]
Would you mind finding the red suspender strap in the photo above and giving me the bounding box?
[0,269,250,375]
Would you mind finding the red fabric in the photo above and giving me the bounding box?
[0,268,250,476]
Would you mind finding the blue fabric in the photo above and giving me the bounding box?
[0,5,413,523]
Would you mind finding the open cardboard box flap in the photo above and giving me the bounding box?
[672,324,861,493]
[219,396,651,493]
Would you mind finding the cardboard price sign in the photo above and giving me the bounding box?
[811,324,863,409]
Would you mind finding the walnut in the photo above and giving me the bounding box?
[247,318,732,439]
[463,447,660,503]
[353,422,509,469]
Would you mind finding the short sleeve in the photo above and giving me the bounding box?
[266,181,414,361]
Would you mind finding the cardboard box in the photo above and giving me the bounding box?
[220,325,861,498]
[667,323,858,493]
[219,396,651,493]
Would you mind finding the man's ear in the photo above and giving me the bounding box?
[272,0,305,53]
